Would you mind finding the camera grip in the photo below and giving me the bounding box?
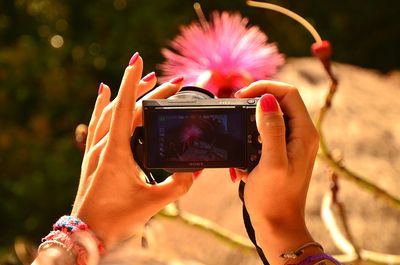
[131,127,172,184]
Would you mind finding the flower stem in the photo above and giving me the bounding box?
[321,192,400,263]
[193,2,208,29]
[246,1,322,43]
[318,150,400,209]
[315,60,400,210]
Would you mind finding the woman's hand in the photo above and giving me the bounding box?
[233,80,321,265]
[71,53,193,248]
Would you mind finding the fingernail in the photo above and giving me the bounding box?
[260,94,279,113]
[234,89,243,97]
[98,82,104,95]
[142,72,156,82]
[129,52,139,66]
[229,168,237,183]
[169,76,184,84]
[192,170,202,180]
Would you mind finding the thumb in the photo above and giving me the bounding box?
[256,94,288,169]
[147,172,193,204]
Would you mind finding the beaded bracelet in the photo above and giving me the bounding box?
[52,215,89,233]
[40,215,105,265]
[38,239,75,261]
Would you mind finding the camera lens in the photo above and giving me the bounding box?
[167,86,215,100]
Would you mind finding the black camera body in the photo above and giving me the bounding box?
[137,86,262,173]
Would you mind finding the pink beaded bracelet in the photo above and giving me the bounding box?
[40,215,105,265]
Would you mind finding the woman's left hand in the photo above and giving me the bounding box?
[71,53,193,248]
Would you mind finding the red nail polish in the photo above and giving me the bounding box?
[192,170,202,179]
[142,72,156,82]
[169,76,184,84]
[129,52,139,66]
[234,89,243,98]
[98,82,104,95]
[229,168,237,183]
[260,94,279,113]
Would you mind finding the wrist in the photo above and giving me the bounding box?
[73,211,123,248]
[252,217,320,265]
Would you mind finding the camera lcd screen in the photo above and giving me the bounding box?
[144,108,245,169]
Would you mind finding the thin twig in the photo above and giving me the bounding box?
[330,172,361,259]
[315,60,400,210]
[318,152,400,209]
[246,1,322,43]
[157,204,256,252]
[321,192,400,264]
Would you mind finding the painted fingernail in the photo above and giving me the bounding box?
[142,72,156,82]
[260,94,279,113]
[169,76,184,84]
[192,170,202,180]
[129,52,139,66]
[229,168,237,183]
[98,82,104,95]
[234,89,243,97]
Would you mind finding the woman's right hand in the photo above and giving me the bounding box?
[233,80,321,265]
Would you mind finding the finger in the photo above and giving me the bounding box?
[146,172,193,204]
[91,99,114,149]
[256,94,288,169]
[138,78,184,104]
[92,72,157,145]
[235,80,310,121]
[137,72,157,99]
[287,126,319,187]
[85,83,111,153]
[75,134,108,201]
[229,168,238,183]
[108,53,143,145]
[82,134,109,184]
[234,168,249,183]
[192,170,203,180]
[132,80,183,129]
[230,168,249,183]
[236,80,316,143]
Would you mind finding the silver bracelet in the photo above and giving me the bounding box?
[38,240,75,259]
[280,242,324,259]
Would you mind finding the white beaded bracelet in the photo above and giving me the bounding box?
[38,239,76,260]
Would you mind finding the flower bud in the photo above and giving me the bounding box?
[311,40,332,61]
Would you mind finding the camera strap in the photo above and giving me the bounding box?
[239,181,270,265]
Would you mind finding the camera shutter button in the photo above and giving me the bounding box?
[247,99,256,104]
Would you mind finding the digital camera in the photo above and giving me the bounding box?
[134,86,262,173]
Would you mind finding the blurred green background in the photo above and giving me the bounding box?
[0,0,399,261]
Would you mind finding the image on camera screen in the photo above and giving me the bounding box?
[152,110,243,164]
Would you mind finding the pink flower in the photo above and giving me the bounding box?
[159,11,285,98]
[181,125,203,144]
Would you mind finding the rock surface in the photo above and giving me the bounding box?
[110,58,400,265]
